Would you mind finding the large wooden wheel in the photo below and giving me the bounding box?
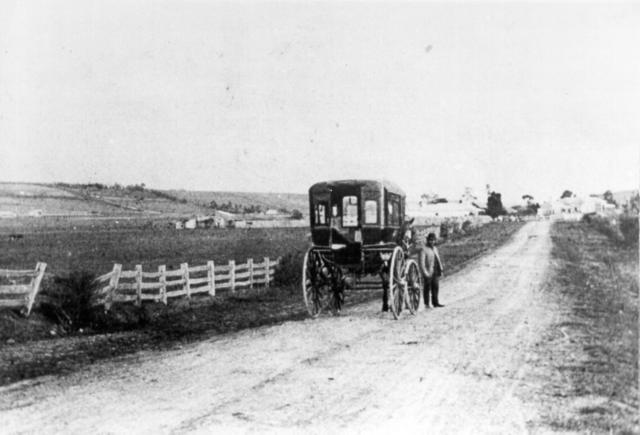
[388,246,405,320]
[404,259,422,315]
[302,249,331,317]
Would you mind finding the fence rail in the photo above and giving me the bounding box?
[94,257,280,309]
[0,263,47,315]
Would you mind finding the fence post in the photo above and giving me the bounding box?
[207,260,215,296]
[159,265,167,304]
[248,258,253,289]
[106,264,122,311]
[264,257,270,288]
[25,262,47,316]
[229,260,235,292]
[135,264,142,307]
[182,263,191,299]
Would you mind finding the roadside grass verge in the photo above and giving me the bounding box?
[0,221,525,386]
[537,221,638,433]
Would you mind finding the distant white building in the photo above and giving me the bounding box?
[543,196,614,218]
[581,197,610,214]
[184,218,197,229]
[407,200,482,219]
[0,211,18,218]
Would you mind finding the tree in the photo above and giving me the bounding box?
[290,209,303,219]
[518,194,539,216]
[561,190,574,199]
[487,191,506,219]
[603,190,617,206]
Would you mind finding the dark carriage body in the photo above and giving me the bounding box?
[307,179,407,274]
[303,179,422,318]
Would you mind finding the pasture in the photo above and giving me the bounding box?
[0,219,309,276]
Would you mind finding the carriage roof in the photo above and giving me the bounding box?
[308,179,405,197]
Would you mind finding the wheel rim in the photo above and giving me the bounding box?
[388,247,405,320]
[405,260,422,315]
[302,250,330,317]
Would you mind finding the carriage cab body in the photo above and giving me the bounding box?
[308,179,406,272]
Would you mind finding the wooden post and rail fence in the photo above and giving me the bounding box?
[0,257,279,315]
[93,257,280,310]
[0,262,47,315]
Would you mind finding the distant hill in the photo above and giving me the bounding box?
[0,182,307,218]
[165,190,307,215]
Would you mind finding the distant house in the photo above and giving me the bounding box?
[543,196,614,219]
[196,216,216,229]
[407,200,482,219]
[581,197,610,215]
[264,209,279,216]
[214,210,237,227]
[0,211,18,219]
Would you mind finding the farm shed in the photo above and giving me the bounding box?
[196,216,215,229]
[407,201,482,218]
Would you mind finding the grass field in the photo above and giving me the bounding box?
[0,221,525,385]
[0,224,310,276]
[534,221,638,433]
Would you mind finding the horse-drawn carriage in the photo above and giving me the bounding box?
[302,179,422,319]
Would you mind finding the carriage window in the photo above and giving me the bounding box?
[388,198,401,226]
[342,196,358,227]
[364,200,378,224]
[314,203,327,225]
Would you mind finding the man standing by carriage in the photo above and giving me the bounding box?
[419,232,445,308]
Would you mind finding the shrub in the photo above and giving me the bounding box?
[273,251,305,287]
[39,271,102,331]
[440,221,451,239]
[619,215,639,246]
[582,214,624,244]
[461,220,473,233]
[450,220,462,235]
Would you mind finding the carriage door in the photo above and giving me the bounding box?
[310,190,330,245]
[362,187,381,244]
[384,190,402,243]
[385,192,402,227]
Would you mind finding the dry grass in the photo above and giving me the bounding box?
[534,221,639,433]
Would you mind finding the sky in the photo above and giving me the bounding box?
[1,1,638,205]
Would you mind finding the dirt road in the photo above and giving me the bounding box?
[1,221,556,434]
